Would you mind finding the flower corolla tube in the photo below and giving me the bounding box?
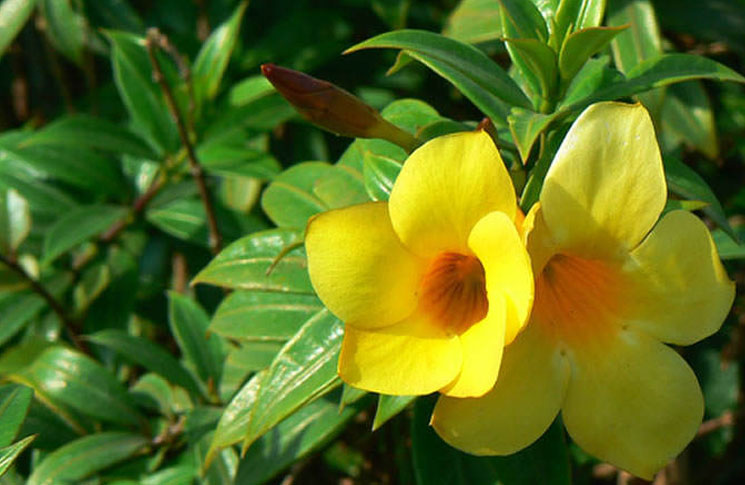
[305,130,533,398]
[432,102,735,479]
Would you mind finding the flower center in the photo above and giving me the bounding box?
[534,253,624,346]
[419,252,488,335]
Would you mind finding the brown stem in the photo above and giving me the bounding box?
[0,254,88,353]
[101,176,165,243]
[145,29,222,254]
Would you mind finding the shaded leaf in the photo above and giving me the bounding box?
[363,152,402,201]
[503,38,557,101]
[373,394,415,431]
[508,108,556,162]
[553,0,607,48]
[261,162,334,228]
[40,0,87,65]
[712,229,745,260]
[497,0,548,41]
[197,144,280,180]
[42,204,127,264]
[0,0,36,57]
[443,0,502,45]
[661,81,718,159]
[0,435,35,477]
[27,432,147,485]
[0,385,33,447]
[558,26,626,83]
[0,189,30,254]
[607,0,662,74]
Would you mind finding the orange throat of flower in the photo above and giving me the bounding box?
[419,252,488,335]
[534,253,625,346]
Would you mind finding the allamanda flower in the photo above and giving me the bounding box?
[432,102,735,479]
[305,130,533,398]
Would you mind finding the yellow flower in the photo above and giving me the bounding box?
[305,130,533,398]
[432,102,735,479]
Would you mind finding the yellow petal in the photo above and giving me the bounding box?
[389,130,516,257]
[440,293,506,398]
[540,102,666,259]
[622,210,735,345]
[338,313,462,395]
[468,211,533,345]
[306,202,424,329]
[562,327,703,480]
[522,203,557,281]
[432,322,569,454]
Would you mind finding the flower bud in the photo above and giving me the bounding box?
[261,63,418,152]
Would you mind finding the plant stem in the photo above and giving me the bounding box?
[0,254,88,353]
[145,28,222,255]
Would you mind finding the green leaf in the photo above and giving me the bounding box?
[208,370,265,462]
[558,26,626,83]
[236,392,369,484]
[347,30,532,125]
[192,1,247,103]
[497,0,548,41]
[27,432,148,485]
[40,0,87,65]
[0,0,36,58]
[261,162,334,228]
[313,166,369,209]
[228,342,284,373]
[712,229,745,260]
[209,291,323,341]
[107,31,178,155]
[0,435,35,477]
[20,346,142,426]
[193,228,312,293]
[0,189,30,254]
[228,75,275,106]
[372,394,415,431]
[197,144,280,180]
[508,108,556,162]
[0,385,33,447]
[243,309,343,448]
[168,292,225,388]
[660,81,718,159]
[87,329,202,396]
[363,152,402,201]
[42,204,128,264]
[663,157,735,239]
[443,0,502,45]
[19,114,155,159]
[553,0,606,48]
[561,56,623,107]
[411,397,571,485]
[607,0,662,74]
[503,38,557,102]
[0,171,76,216]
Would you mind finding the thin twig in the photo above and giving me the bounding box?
[145,28,222,255]
[100,175,165,243]
[0,254,88,353]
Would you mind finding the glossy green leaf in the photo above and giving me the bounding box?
[712,229,745,260]
[661,81,718,159]
[508,108,556,161]
[411,397,571,485]
[553,0,606,48]
[443,0,502,45]
[42,204,127,264]
[3,144,123,196]
[560,56,623,107]
[19,114,155,159]
[228,75,275,106]
[313,166,369,209]
[347,30,532,125]
[663,157,735,239]
[228,342,284,373]
[236,391,370,485]
[662,199,709,214]
[20,346,142,426]
[107,31,177,155]
[84,0,143,32]
[504,38,557,102]
[192,1,247,103]
[197,144,280,180]
[0,0,36,57]
[372,394,415,431]
[168,292,225,387]
[209,291,322,341]
[0,171,76,216]
[193,228,312,293]
[27,432,148,485]
[0,385,33,447]
[87,329,202,396]
[208,369,265,463]
[0,189,30,254]
[243,309,343,448]
[40,0,87,65]
[0,435,35,477]
[558,26,626,83]
[261,162,334,228]
[363,152,402,201]
[497,0,548,41]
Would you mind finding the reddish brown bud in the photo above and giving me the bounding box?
[261,63,418,152]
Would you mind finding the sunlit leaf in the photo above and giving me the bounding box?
[0,0,36,57]
[0,435,35,477]
[372,394,415,431]
[0,384,33,447]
